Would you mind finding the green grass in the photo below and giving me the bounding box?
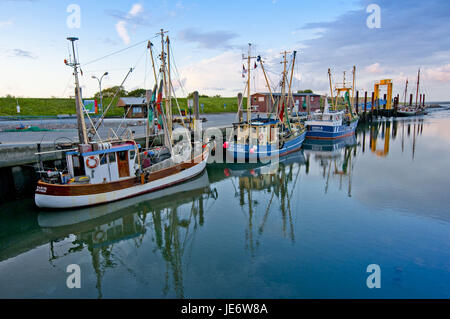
[0,96,245,117]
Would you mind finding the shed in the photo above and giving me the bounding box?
[117,97,147,118]
[251,92,322,113]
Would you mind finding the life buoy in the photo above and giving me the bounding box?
[86,156,99,169]
[94,230,105,241]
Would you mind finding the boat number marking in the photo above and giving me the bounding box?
[36,186,47,193]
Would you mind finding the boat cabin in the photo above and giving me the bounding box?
[65,142,140,184]
[308,111,343,126]
[234,119,279,145]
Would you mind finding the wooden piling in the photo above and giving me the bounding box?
[237,93,243,122]
[355,90,359,114]
[371,92,375,121]
[364,91,368,122]
[409,94,413,106]
[193,91,199,120]
[423,94,426,107]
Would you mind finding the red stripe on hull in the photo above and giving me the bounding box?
[306,131,355,140]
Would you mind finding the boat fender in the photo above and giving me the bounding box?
[258,133,264,142]
[86,156,99,169]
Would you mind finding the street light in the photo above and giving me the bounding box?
[92,71,108,114]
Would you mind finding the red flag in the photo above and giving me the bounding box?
[155,79,164,129]
[279,101,285,122]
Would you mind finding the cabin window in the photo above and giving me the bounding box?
[72,155,85,177]
[133,106,142,114]
[100,155,107,165]
[118,151,128,161]
[130,150,136,160]
[108,152,116,163]
[258,97,264,102]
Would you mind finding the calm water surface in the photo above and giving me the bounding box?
[1,108,450,298]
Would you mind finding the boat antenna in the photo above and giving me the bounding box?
[328,68,335,110]
[243,44,256,124]
[66,37,89,145]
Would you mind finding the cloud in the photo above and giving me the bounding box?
[365,63,383,74]
[9,49,37,59]
[292,0,450,98]
[178,28,239,49]
[423,64,450,83]
[0,20,12,28]
[112,3,147,44]
[177,51,244,96]
[115,21,130,45]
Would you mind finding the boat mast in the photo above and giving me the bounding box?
[287,51,297,116]
[257,56,275,111]
[147,41,158,84]
[280,51,288,119]
[415,68,420,108]
[159,29,172,139]
[67,37,88,145]
[246,44,252,124]
[404,79,408,106]
[351,65,356,115]
[146,40,158,150]
[158,29,173,154]
[167,35,172,131]
[328,68,335,111]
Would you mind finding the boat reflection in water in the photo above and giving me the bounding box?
[303,135,358,196]
[38,171,217,298]
[210,150,306,256]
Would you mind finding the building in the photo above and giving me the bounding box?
[250,92,322,113]
[117,97,147,118]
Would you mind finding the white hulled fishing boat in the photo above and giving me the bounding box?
[35,34,212,209]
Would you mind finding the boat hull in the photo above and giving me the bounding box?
[35,150,209,209]
[226,131,306,161]
[306,118,359,140]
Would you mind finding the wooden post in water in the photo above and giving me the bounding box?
[419,94,422,107]
[364,91,367,122]
[193,91,199,121]
[371,92,375,121]
[422,94,426,107]
[409,94,413,106]
[355,90,359,115]
[237,93,243,122]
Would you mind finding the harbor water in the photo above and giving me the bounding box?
[1,108,450,298]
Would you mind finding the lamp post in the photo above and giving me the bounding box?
[92,72,108,114]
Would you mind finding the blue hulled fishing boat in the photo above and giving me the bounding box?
[305,67,359,140]
[224,46,306,161]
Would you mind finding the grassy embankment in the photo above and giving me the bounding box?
[0,97,245,117]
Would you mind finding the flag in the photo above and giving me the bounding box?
[254,62,257,69]
[155,79,164,129]
[279,101,285,123]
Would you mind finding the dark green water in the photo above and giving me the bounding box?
[1,109,450,298]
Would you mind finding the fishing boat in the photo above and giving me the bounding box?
[224,46,306,161]
[35,34,212,209]
[397,70,427,117]
[305,67,359,140]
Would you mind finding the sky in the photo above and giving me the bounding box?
[0,0,449,101]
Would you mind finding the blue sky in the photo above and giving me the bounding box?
[0,0,449,100]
